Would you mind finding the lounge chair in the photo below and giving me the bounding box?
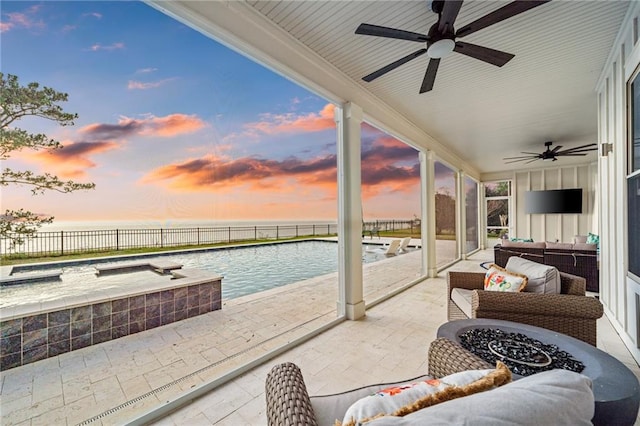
[365,238,401,255]
[398,236,411,252]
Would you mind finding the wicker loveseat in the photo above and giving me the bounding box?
[265,338,596,426]
[494,241,599,292]
[447,269,603,346]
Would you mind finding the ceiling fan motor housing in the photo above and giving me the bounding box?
[426,23,455,58]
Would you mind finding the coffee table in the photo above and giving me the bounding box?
[438,319,640,426]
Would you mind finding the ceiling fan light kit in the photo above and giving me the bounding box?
[355,0,551,93]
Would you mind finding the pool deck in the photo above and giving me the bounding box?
[1,240,637,425]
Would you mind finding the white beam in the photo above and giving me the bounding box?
[421,151,437,277]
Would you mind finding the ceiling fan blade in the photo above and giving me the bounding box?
[456,1,551,38]
[363,49,428,82]
[557,149,597,155]
[438,1,464,33]
[525,158,541,164]
[559,153,588,156]
[551,145,563,153]
[420,58,440,93]
[355,23,428,42]
[503,155,539,160]
[520,151,541,155]
[454,42,514,67]
[556,143,598,154]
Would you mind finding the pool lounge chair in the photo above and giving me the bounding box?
[366,238,401,255]
[399,236,412,252]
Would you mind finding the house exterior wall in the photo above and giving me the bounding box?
[596,1,640,363]
[481,163,597,245]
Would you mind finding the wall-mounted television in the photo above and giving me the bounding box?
[524,188,583,214]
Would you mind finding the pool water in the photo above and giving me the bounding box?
[1,240,399,307]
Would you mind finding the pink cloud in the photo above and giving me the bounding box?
[224,103,336,143]
[80,113,207,139]
[25,140,119,178]
[140,135,419,197]
[1,7,45,33]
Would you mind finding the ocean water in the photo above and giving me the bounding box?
[37,219,337,232]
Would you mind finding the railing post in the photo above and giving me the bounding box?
[276,226,279,240]
[255,226,257,241]
[197,227,200,245]
[60,230,64,256]
[161,229,164,248]
[228,227,231,243]
[296,225,299,237]
[116,229,120,251]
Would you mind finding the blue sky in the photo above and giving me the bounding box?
[1,1,432,223]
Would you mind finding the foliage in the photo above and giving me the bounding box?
[485,181,510,197]
[0,73,95,246]
[435,192,456,235]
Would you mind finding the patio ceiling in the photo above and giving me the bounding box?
[153,1,630,176]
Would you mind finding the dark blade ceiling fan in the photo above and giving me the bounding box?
[355,0,551,93]
[503,141,598,164]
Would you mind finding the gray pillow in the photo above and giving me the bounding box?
[366,369,594,426]
[505,256,560,294]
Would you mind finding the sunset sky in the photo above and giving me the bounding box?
[0,1,455,226]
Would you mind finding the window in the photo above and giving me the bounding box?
[465,176,479,253]
[485,181,511,240]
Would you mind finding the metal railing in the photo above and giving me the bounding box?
[1,220,417,258]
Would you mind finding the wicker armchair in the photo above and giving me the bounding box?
[264,338,490,426]
[447,270,603,346]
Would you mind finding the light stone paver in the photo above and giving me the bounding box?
[0,239,424,425]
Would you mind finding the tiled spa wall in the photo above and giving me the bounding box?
[0,280,221,370]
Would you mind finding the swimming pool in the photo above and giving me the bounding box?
[2,240,398,307]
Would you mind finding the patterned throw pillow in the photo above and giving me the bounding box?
[586,232,599,247]
[338,363,511,426]
[484,264,528,292]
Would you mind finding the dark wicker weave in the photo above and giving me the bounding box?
[427,337,492,377]
[494,244,599,292]
[265,339,491,426]
[265,362,318,426]
[447,270,603,346]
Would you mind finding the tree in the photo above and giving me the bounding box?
[1,73,95,246]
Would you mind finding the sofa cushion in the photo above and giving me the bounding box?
[484,264,527,292]
[450,288,473,318]
[574,235,588,244]
[506,256,560,294]
[546,242,574,250]
[365,369,594,426]
[501,240,546,249]
[573,243,597,251]
[339,363,511,426]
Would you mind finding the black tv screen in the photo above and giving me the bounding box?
[525,189,583,214]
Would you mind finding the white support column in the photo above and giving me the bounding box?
[421,151,437,277]
[335,102,365,320]
[458,171,467,259]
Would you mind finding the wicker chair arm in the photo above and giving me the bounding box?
[265,362,318,426]
[559,272,586,295]
[428,337,492,378]
[447,271,485,295]
[472,291,603,319]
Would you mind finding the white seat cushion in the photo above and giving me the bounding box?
[366,369,594,426]
[451,288,473,318]
[506,256,560,294]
